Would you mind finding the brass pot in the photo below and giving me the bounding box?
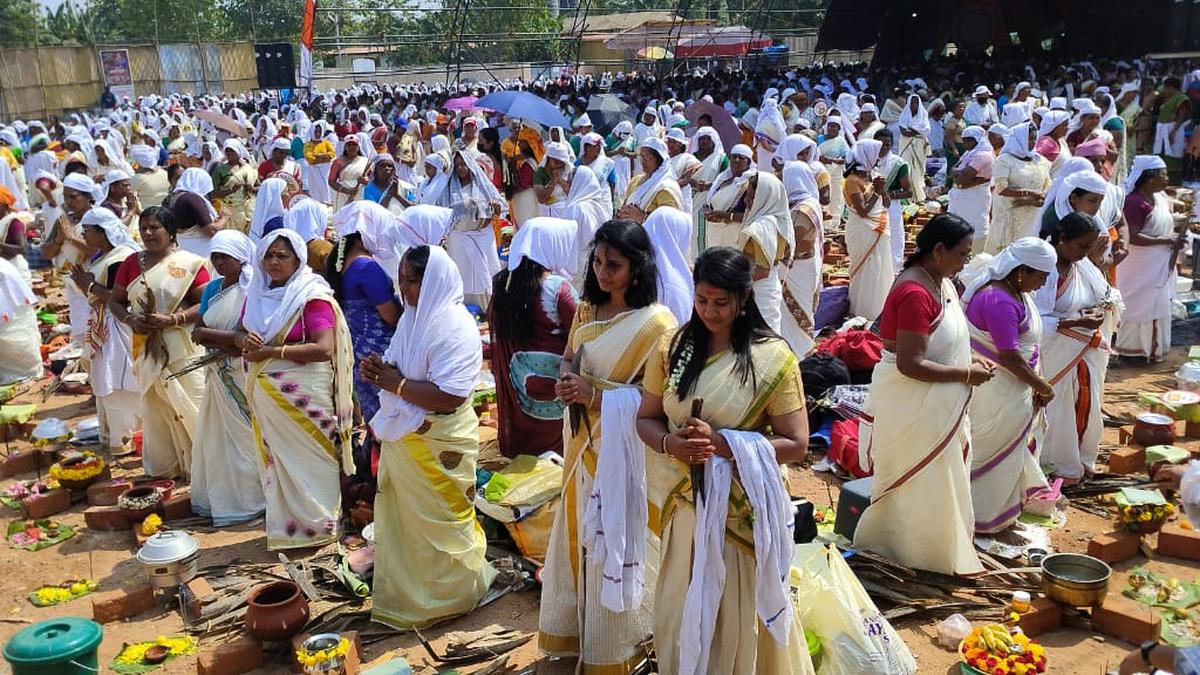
[1040,553,1111,607]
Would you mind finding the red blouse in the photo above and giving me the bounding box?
[878,280,941,340]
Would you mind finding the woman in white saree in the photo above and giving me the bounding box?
[566,164,613,286]
[538,220,677,672]
[362,245,496,629]
[961,238,1057,535]
[108,206,209,478]
[618,138,684,224]
[0,256,42,385]
[1115,156,1179,362]
[636,247,814,674]
[843,139,892,321]
[897,94,931,203]
[948,126,994,251]
[702,145,755,251]
[436,150,506,309]
[189,231,267,526]
[644,206,694,324]
[780,160,823,356]
[986,123,1052,254]
[1035,213,1121,483]
[688,127,728,254]
[236,229,355,548]
[853,214,990,575]
[737,172,793,333]
[72,208,140,453]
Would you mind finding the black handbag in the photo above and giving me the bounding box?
[793,498,818,544]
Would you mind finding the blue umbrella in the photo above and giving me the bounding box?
[475,90,570,130]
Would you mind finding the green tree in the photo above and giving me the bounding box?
[0,0,39,47]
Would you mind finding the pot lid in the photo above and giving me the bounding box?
[74,417,101,434]
[31,418,70,440]
[1163,390,1200,406]
[1135,412,1175,425]
[3,617,103,664]
[1177,362,1200,377]
[137,530,199,564]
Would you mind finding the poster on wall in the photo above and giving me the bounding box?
[99,49,135,100]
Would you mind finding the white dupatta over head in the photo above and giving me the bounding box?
[371,246,482,442]
[643,206,694,324]
[242,229,332,344]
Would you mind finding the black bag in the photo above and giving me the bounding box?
[792,498,818,544]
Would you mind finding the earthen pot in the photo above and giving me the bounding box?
[244,580,309,641]
[1133,412,1177,447]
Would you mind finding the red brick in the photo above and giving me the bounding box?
[1016,597,1063,638]
[1093,594,1161,643]
[183,577,216,618]
[289,631,361,674]
[1,451,39,477]
[91,584,156,624]
[86,479,133,506]
[1107,446,1146,475]
[20,488,70,519]
[1088,530,1142,564]
[84,505,128,531]
[162,493,193,521]
[197,634,264,675]
[1158,524,1200,561]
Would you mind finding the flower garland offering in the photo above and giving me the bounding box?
[296,633,351,672]
[49,451,105,482]
[111,635,197,674]
[29,578,98,606]
[119,487,163,511]
[960,623,1047,674]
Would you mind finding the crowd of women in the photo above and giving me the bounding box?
[0,56,1194,672]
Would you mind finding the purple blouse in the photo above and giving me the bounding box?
[966,285,1026,354]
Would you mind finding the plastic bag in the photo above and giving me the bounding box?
[936,613,971,650]
[790,543,918,675]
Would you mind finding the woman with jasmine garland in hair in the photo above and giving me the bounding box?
[853,214,990,575]
[189,230,266,526]
[235,229,355,548]
[637,246,813,674]
[363,245,496,629]
[538,220,676,673]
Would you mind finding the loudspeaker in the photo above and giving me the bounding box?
[255,42,297,90]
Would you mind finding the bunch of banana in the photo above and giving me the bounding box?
[978,624,1018,656]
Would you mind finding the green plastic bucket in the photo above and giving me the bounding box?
[3,617,102,675]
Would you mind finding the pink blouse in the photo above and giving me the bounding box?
[240,299,335,344]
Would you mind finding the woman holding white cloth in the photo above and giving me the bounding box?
[637,247,813,675]
[361,245,496,629]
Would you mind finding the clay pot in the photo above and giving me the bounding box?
[244,581,310,641]
[117,486,164,524]
[1133,412,1177,447]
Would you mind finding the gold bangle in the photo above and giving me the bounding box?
[280,345,287,360]
[395,377,407,396]
[964,368,971,385]
[660,433,670,455]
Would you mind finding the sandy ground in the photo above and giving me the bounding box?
[1,338,1198,674]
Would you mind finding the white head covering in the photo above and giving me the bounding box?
[394,204,453,249]
[242,229,333,344]
[285,197,329,243]
[961,237,1057,302]
[626,137,680,210]
[129,143,158,169]
[743,171,794,257]
[897,94,930,136]
[208,229,255,291]
[250,177,288,240]
[175,167,218,218]
[573,112,593,129]
[80,206,138,251]
[1124,155,1167,194]
[542,141,572,167]
[223,138,252,164]
[729,144,753,159]
[372,246,481,442]
[773,134,816,166]
[507,216,577,279]
[1037,110,1071,137]
[851,139,882,171]
[1040,156,1094,219]
[1053,169,1109,220]
[754,99,786,145]
[62,173,101,202]
[782,160,820,206]
[97,169,131,205]
[643,207,694,324]
[1000,121,1035,160]
[0,256,35,322]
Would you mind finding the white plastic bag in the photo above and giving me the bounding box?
[790,543,919,675]
[936,613,971,650]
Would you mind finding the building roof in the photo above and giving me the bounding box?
[561,11,678,35]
